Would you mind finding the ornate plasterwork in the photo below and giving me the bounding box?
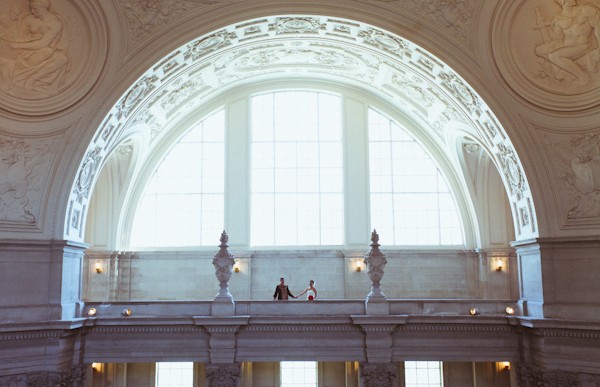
[66,15,537,241]
[493,1,600,111]
[541,130,600,225]
[0,0,107,117]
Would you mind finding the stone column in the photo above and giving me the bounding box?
[212,231,236,316]
[360,363,398,387]
[205,363,241,387]
[363,230,388,315]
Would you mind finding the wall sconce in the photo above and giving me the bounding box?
[121,308,132,317]
[505,306,515,315]
[354,260,362,272]
[502,361,510,370]
[92,363,102,373]
[495,259,504,272]
[469,307,480,316]
[94,261,103,274]
[87,307,97,317]
[233,259,240,273]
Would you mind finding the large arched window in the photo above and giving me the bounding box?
[125,88,466,249]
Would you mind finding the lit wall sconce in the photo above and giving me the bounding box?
[233,259,240,273]
[469,307,480,316]
[502,361,510,370]
[505,306,515,315]
[354,260,362,272]
[87,307,97,317]
[92,363,102,372]
[495,259,504,272]
[121,308,132,317]
[94,261,103,274]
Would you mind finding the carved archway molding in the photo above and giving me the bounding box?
[65,15,537,242]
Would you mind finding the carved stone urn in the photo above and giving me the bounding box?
[363,229,387,300]
[212,230,235,302]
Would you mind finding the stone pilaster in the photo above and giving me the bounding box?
[360,363,397,387]
[205,363,241,387]
[512,237,600,320]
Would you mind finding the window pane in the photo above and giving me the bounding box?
[130,109,225,247]
[281,361,317,387]
[404,361,443,387]
[368,108,464,246]
[251,91,344,246]
[156,362,193,387]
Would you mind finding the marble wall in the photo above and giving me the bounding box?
[82,249,517,302]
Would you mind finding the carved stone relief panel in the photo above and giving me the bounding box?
[493,1,600,111]
[118,0,233,45]
[539,128,600,225]
[0,134,57,229]
[0,0,107,117]
[373,0,478,49]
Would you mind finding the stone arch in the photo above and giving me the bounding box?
[65,15,537,244]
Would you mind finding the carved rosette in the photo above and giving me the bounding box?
[360,363,397,387]
[212,231,235,300]
[205,363,241,387]
[363,230,387,299]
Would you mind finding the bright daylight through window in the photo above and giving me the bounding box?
[404,361,444,387]
[251,91,344,246]
[280,361,318,387]
[128,89,464,249]
[156,362,194,387]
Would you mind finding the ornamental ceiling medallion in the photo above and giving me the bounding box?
[0,0,107,117]
[67,15,538,241]
[493,0,600,111]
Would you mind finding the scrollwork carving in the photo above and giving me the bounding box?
[205,363,240,387]
[360,363,397,387]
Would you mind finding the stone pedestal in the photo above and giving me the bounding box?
[364,230,389,315]
[212,231,236,316]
